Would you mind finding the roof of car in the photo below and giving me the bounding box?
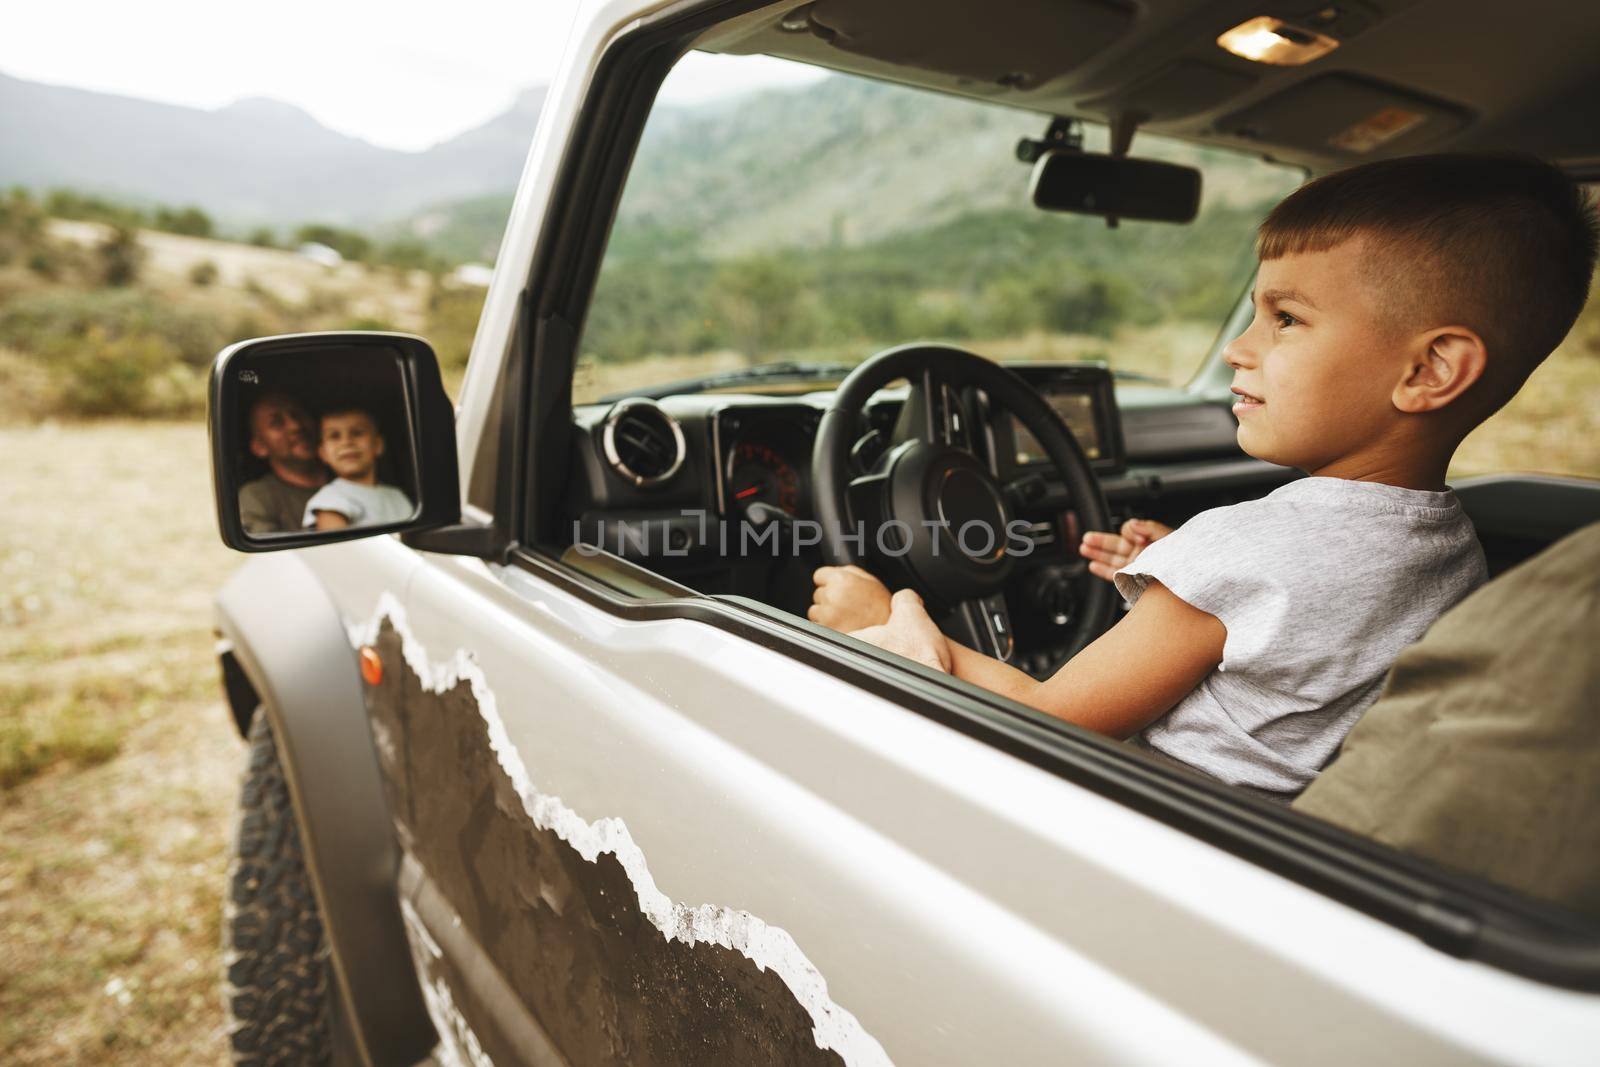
[704,0,1600,175]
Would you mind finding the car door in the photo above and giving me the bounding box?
[312,535,1592,1067]
[303,2,1600,1062]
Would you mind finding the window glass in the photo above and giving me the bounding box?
[575,53,1302,403]
[1453,190,1600,481]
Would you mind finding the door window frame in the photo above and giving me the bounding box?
[491,0,1600,991]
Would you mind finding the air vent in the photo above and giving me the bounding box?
[602,398,686,488]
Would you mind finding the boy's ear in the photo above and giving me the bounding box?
[248,436,268,459]
[374,433,385,458]
[1392,326,1487,415]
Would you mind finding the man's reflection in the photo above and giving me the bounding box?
[238,392,330,534]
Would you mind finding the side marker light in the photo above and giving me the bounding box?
[360,646,383,686]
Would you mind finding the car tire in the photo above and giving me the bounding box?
[223,710,337,1067]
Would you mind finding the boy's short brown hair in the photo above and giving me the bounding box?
[1258,153,1597,406]
[318,405,380,433]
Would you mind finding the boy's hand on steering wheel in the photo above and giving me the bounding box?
[848,589,952,674]
[1079,519,1174,582]
[809,564,892,632]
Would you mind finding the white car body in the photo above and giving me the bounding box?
[213,1,1600,1064]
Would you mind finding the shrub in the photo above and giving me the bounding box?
[247,228,277,248]
[293,223,370,262]
[26,250,57,278]
[153,205,213,238]
[0,288,227,367]
[45,188,146,229]
[46,327,181,416]
[230,314,271,341]
[300,287,348,316]
[426,283,487,372]
[0,187,44,240]
[97,225,145,287]
[189,260,219,287]
[374,239,442,273]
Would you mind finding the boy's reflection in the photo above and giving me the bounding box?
[301,407,415,530]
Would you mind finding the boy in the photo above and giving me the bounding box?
[811,153,1598,801]
[302,406,415,531]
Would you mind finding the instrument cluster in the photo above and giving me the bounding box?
[715,406,821,518]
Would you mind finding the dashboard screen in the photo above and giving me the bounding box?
[1012,390,1101,464]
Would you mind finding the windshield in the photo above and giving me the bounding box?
[574,53,1304,404]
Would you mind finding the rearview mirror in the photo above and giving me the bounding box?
[1030,150,1201,223]
[208,332,459,552]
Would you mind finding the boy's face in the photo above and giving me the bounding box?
[318,412,385,481]
[1222,238,1409,472]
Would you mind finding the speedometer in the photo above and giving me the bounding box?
[726,441,801,515]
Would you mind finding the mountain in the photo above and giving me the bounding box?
[394,73,1289,264]
[0,70,542,226]
[3,66,1281,259]
[423,87,547,176]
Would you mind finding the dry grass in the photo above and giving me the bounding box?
[0,421,243,1064]
[45,219,432,332]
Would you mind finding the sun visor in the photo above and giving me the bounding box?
[1218,74,1470,159]
[801,0,1135,90]
[1080,60,1258,122]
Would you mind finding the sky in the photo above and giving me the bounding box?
[2,0,825,152]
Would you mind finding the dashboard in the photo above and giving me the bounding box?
[989,364,1125,476]
[705,366,1126,522]
[575,363,1135,530]
[569,361,1287,675]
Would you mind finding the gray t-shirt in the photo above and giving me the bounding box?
[303,478,415,529]
[1114,477,1486,798]
[239,472,320,535]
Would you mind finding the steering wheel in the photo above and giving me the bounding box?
[813,343,1115,662]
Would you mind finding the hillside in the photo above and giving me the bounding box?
[0,71,545,226]
[400,72,1296,264]
[0,194,485,422]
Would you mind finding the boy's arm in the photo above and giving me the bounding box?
[314,510,351,531]
[810,565,893,631]
[883,581,1225,738]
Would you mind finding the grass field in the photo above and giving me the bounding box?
[1,422,241,1064]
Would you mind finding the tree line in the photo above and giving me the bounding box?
[583,199,1276,364]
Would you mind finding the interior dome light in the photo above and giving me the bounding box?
[1217,16,1339,65]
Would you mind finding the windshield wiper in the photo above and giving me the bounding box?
[600,361,858,402]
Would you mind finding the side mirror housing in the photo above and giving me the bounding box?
[1030,150,1202,223]
[209,332,460,552]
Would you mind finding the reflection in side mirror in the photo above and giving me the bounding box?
[208,332,459,552]
[1030,150,1202,224]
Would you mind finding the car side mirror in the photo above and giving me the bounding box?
[209,332,460,552]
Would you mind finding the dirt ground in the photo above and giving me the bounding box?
[0,421,243,1064]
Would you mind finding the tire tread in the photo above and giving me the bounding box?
[224,712,334,1067]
